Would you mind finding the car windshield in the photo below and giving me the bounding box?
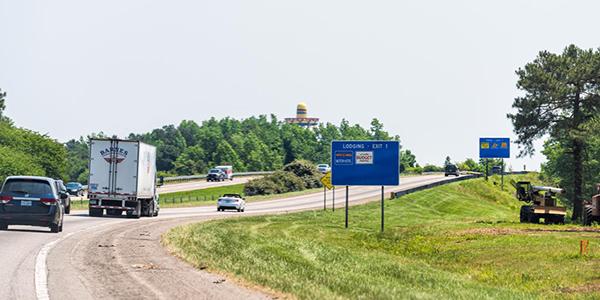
[66,183,79,188]
[445,165,457,171]
[318,164,327,168]
[2,179,53,195]
[209,169,220,173]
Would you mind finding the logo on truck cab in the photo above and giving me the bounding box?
[100,147,128,164]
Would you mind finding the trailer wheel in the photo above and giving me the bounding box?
[583,206,594,226]
[127,202,141,219]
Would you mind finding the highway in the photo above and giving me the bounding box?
[0,175,463,300]
[69,177,256,202]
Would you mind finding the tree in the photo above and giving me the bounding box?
[177,120,201,147]
[507,45,600,219]
[173,145,208,175]
[443,156,452,167]
[0,88,5,118]
[212,141,245,171]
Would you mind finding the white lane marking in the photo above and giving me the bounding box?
[35,220,126,300]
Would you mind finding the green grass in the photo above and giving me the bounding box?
[163,174,600,300]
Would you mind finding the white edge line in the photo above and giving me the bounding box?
[35,220,127,300]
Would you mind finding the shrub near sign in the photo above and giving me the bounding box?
[331,141,399,186]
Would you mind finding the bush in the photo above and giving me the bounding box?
[244,177,280,196]
[243,160,323,196]
[283,160,323,189]
[267,171,305,193]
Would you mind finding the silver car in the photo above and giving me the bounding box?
[317,164,331,174]
[217,194,245,212]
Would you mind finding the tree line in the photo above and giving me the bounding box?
[64,116,418,183]
[0,89,69,183]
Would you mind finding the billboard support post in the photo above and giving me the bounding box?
[485,160,489,181]
[323,186,326,211]
[332,186,335,212]
[381,186,384,232]
[501,158,504,190]
[345,186,349,228]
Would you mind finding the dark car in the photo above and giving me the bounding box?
[207,169,226,182]
[0,176,65,232]
[56,180,72,214]
[491,166,502,175]
[444,164,460,177]
[66,182,84,196]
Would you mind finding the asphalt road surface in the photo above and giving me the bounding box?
[69,177,257,201]
[0,175,465,300]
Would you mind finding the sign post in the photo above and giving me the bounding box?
[479,138,510,188]
[331,141,400,231]
[332,186,335,212]
[320,172,333,211]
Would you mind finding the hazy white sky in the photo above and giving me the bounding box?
[1,1,599,170]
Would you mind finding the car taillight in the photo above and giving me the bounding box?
[41,198,57,206]
[0,196,12,204]
[235,199,239,202]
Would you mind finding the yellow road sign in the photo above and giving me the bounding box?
[320,172,333,190]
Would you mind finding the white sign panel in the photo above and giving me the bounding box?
[355,151,374,164]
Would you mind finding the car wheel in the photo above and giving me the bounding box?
[65,204,71,214]
[59,220,63,232]
[242,208,245,212]
[50,223,60,233]
[0,223,7,230]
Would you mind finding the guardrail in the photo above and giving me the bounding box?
[391,174,484,199]
[162,171,274,183]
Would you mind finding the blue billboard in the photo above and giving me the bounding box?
[479,138,510,158]
[331,141,400,186]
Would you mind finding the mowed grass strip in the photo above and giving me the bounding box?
[163,174,600,300]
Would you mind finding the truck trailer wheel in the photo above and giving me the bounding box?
[127,203,141,219]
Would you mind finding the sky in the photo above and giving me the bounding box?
[1,0,599,171]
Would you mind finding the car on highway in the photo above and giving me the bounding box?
[207,168,226,182]
[217,194,245,212]
[317,164,331,174]
[66,182,84,196]
[0,176,65,232]
[56,180,72,214]
[491,166,502,175]
[444,164,460,177]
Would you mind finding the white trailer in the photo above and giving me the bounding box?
[215,165,233,180]
[87,139,158,218]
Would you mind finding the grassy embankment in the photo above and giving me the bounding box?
[163,174,600,300]
[70,183,324,210]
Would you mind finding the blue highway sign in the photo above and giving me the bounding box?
[331,141,400,186]
[479,138,510,158]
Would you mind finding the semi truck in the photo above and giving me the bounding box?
[87,139,158,218]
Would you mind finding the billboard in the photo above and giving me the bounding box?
[479,138,510,158]
[331,141,400,186]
